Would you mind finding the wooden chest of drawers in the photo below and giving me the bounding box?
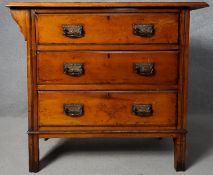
[7,2,208,173]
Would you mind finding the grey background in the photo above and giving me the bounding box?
[0,0,212,175]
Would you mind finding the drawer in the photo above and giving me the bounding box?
[37,51,178,85]
[38,91,177,127]
[36,13,179,44]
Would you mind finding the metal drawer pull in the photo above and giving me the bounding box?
[132,104,153,116]
[133,63,154,76]
[133,24,155,37]
[62,24,84,38]
[64,63,84,76]
[64,104,84,117]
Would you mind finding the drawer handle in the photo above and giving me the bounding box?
[133,24,155,37]
[62,24,84,38]
[132,104,153,116]
[133,63,155,76]
[64,104,84,117]
[64,63,84,76]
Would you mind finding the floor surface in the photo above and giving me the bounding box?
[0,113,212,175]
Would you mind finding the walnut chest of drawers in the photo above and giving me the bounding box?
[7,2,208,173]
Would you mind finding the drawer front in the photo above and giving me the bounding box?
[37,51,178,85]
[36,13,178,44]
[38,91,177,127]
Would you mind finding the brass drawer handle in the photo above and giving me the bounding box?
[133,24,155,37]
[62,24,84,38]
[133,63,155,76]
[64,104,84,117]
[64,63,84,76]
[132,104,153,116]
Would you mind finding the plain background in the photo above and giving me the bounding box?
[0,0,212,175]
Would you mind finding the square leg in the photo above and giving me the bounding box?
[174,134,186,171]
[29,135,39,173]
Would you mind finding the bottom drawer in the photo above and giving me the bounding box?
[38,91,177,127]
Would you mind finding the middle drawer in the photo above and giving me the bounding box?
[37,51,178,85]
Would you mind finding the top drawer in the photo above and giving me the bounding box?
[35,13,179,44]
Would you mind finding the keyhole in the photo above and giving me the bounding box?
[107,53,110,59]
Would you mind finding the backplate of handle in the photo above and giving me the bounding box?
[64,104,84,117]
[133,63,155,76]
[64,63,84,76]
[133,24,155,37]
[62,24,84,38]
[132,104,153,116]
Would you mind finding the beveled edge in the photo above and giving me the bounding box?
[6,2,209,10]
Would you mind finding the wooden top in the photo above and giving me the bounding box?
[6,2,209,10]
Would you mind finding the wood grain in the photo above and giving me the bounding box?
[173,9,190,171]
[7,2,209,172]
[10,10,29,41]
[28,135,39,172]
[37,51,178,85]
[174,134,186,171]
[37,84,178,91]
[36,13,178,44]
[178,10,190,129]
[38,126,179,132]
[38,91,177,127]
[6,2,209,10]
[38,132,184,139]
[36,44,179,51]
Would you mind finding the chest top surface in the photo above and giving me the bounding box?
[6,2,208,10]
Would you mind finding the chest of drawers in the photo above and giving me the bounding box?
[7,2,208,172]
